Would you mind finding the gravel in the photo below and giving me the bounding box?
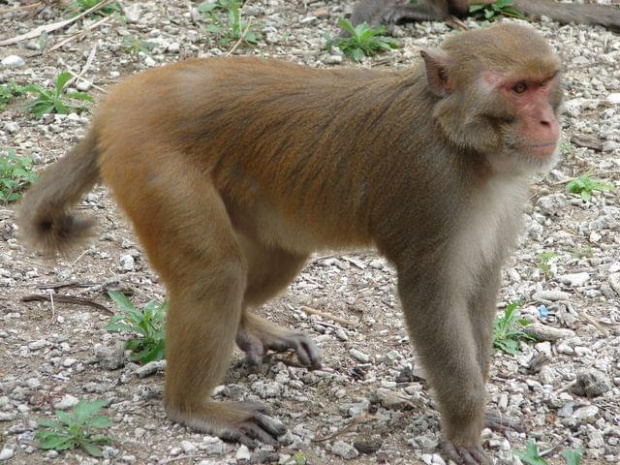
[1,1,619,464]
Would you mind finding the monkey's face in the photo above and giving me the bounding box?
[477,68,563,174]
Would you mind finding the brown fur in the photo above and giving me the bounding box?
[17,24,562,464]
[351,0,620,32]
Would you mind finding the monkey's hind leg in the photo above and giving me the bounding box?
[101,157,285,447]
[235,235,321,371]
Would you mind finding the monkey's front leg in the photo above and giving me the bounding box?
[397,264,490,465]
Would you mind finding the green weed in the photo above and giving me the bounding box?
[0,81,27,111]
[514,440,582,465]
[493,301,534,355]
[566,172,615,202]
[122,35,157,56]
[36,400,112,457]
[65,0,122,18]
[0,148,37,204]
[199,0,260,46]
[327,19,398,61]
[106,290,166,364]
[25,71,93,118]
[538,251,558,279]
[469,0,524,20]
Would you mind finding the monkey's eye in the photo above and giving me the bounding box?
[512,82,527,94]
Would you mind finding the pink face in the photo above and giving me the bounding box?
[485,70,561,159]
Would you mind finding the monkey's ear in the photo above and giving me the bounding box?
[420,48,452,98]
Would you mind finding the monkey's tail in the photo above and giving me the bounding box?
[17,130,101,257]
[515,0,620,32]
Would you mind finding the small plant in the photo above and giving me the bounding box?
[493,301,534,355]
[571,244,593,259]
[288,451,307,465]
[538,251,558,279]
[0,81,27,111]
[514,440,582,465]
[469,0,524,20]
[106,290,166,364]
[327,19,398,62]
[65,0,122,18]
[559,140,575,156]
[566,172,615,202]
[199,0,260,46]
[122,35,157,56]
[0,148,37,204]
[36,399,112,457]
[25,71,94,118]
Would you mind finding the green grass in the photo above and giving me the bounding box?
[64,0,122,18]
[0,81,27,111]
[514,440,582,465]
[106,290,166,364]
[493,301,534,355]
[0,148,37,204]
[36,400,112,457]
[327,19,398,62]
[538,251,558,279]
[469,0,524,20]
[199,0,260,46]
[566,172,615,202]
[25,71,94,118]
[122,35,157,56]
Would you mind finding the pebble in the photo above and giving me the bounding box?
[3,122,19,133]
[532,290,571,302]
[1,55,25,66]
[120,254,135,271]
[349,348,370,363]
[235,445,251,461]
[559,272,590,287]
[331,440,359,460]
[53,394,79,410]
[0,447,15,460]
[571,370,612,398]
[181,440,197,454]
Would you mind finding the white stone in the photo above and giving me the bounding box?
[1,55,25,66]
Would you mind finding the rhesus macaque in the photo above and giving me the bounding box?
[18,24,562,465]
[351,0,620,32]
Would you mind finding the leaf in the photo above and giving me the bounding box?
[563,448,582,465]
[66,92,94,102]
[89,416,113,428]
[55,71,73,94]
[79,440,104,457]
[108,290,136,313]
[73,399,107,424]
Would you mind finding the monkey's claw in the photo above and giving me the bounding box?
[440,442,491,465]
[237,321,322,371]
[219,405,286,448]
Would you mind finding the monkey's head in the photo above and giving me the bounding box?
[421,23,562,175]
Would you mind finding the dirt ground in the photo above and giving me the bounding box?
[1,1,619,464]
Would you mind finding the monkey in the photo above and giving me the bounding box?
[350,0,620,32]
[17,23,562,465]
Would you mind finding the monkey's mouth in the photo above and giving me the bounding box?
[523,142,558,159]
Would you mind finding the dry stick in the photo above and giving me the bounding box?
[579,310,610,336]
[22,294,114,315]
[300,305,356,327]
[50,15,111,51]
[63,43,98,90]
[0,2,43,15]
[0,0,114,46]
[313,412,370,443]
[226,16,253,56]
[63,69,108,94]
[160,455,220,464]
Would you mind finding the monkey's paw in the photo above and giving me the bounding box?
[237,319,322,371]
[440,441,491,465]
[218,403,287,448]
[169,401,286,449]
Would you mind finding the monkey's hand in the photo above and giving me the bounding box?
[440,441,491,465]
[237,312,321,372]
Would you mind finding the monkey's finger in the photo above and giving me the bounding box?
[254,412,287,437]
[219,428,258,449]
[240,422,279,446]
[440,442,490,465]
[269,334,322,369]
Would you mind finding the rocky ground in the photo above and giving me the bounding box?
[1,1,620,464]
